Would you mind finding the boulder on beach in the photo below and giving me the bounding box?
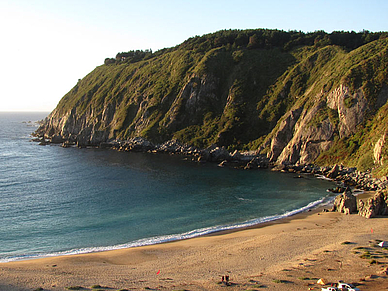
[332,190,357,214]
[358,191,388,218]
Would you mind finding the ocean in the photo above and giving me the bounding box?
[0,112,335,262]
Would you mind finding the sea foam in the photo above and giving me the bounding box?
[0,112,336,264]
[1,196,332,263]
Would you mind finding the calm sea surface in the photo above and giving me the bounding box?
[0,112,334,262]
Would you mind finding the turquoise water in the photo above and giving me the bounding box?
[0,112,334,262]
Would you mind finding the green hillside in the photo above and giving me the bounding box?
[37,29,388,176]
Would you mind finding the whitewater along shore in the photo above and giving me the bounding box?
[1,202,388,291]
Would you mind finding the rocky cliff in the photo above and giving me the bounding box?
[331,189,388,218]
[35,29,388,176]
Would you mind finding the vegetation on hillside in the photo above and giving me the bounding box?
[46,28,388,176]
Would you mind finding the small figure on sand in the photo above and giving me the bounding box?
[221,275,230,285]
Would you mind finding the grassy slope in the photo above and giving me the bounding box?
[313,38,388,175]
[50,29,388,175]
[55,44,297,147]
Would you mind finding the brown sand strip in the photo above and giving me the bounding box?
[0,210,387,290]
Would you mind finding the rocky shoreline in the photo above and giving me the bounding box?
[32,135,388,219]
[32,135,271,168]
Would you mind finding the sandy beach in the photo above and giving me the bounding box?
[0,206,387,291]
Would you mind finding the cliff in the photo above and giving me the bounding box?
[35,29,388,176]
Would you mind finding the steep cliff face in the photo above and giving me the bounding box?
[37,43,296,148]
[326,85,368,137]
[160,74,220,132]
[268,84,369,166]
[374,133,387,166]
[275,101,335,165]
[38,72,225,146]
[260,37,388,175]
[36,29,388,175]
[41,103,112,145]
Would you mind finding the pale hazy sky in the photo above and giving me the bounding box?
[1,0,387,112]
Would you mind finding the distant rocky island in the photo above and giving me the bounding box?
[35,29,388,181]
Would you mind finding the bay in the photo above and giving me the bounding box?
[0,112,334,262]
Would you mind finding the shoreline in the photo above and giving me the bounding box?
[2,128,385,289]
[32,134,388,193]
[2,180,371,264]
[6,169,375,265]
[0,195,335,264]
[0,194,333,264]
[1,205,387,291]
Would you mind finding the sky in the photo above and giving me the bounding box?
[1,0,387,112]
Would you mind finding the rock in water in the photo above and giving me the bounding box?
[50,135,64,144]
[207,145,230,162]
[244,158,258,169]
[327,164,340,179]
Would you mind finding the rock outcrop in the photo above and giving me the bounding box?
[374,132,387,166]
[378,267,388,275]
[358,191,388,218]
[326,164,341,179]
[273,101,335,165]
[326,85,368,137]
[268,106,303,162]
[268,83,370,166]
[160,74,220,132]
[332,190,357,214]
[330,188,388,218]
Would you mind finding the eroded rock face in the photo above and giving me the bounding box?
[374,133,387,166]
[160,74,219,132]
[358,191,388,218]
[268,85,369,166]
[37,73,221,147]
[268,106,303,162]
[274,101,335,165]
[332,191,357,214]
[326,84,368,137]
[36,106,111,147]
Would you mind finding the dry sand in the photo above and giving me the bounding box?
[0,209,387,291]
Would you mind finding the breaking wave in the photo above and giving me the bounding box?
[1,196,332,263]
